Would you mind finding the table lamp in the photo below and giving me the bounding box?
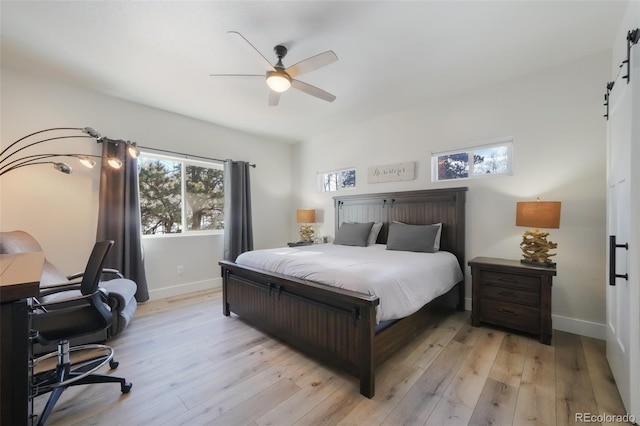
[516,198,561,267]
[296,209,316,242]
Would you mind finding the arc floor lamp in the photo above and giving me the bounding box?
[0,127,140,176]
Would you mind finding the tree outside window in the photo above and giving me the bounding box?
[138,154,224,235]
[433,139,512,182]
[318,167,356,192]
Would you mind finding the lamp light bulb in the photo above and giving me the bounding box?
[107,158,123,169]
[127,143,140,159]
[78,156,96,168]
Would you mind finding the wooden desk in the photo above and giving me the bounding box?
[1,252,44,426]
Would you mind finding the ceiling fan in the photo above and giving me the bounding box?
[210,31,338,106]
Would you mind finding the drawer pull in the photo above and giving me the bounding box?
[498,291,517,298]
[498,308,517,315]
[498,277,517,283]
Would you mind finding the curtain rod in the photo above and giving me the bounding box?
[137,145,256,168]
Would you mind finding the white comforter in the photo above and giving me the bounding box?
[235,244,463,322]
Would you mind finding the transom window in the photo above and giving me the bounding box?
[138,153,224,235]
[432,138,513,182]
[317,167,356,192]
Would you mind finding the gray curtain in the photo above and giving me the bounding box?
[96,139,149,302]
[223,160,253,261]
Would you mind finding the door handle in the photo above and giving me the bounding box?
[609,235,629,286]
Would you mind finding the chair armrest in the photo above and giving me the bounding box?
[31,285,109,311]
[68,268,125,282]
[33,291,96,310]
[67,268,124,280]
[101,268,125,279]
[67,271,84,280]
[39,282,82,297]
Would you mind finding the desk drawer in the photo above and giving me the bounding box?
[480,271,540,292]
[480,298,540,334]
[480,284,540,307]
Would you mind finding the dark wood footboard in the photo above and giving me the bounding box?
[220,260,380,397]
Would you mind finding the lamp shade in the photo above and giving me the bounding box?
[296,209,316,224]
[516,201,561,229]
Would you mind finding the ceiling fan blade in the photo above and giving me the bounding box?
[227,31,275,71]
[209,74,264,78]
[285,51,338,78]
[268,91,281,106]
[291,79,336,102]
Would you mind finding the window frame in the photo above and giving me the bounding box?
[431,138,513,182]
[317,167,357,192]
[138,151,224,237]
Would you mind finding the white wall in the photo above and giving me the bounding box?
[292,51,612,338]
[0,66,292,300]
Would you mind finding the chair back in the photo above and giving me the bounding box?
[81,240,114,295]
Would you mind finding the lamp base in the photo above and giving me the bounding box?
[520,259,556,269]
[299,224,314,242]
[520,229,557,265]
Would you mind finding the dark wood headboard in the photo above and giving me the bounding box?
[333,187,468,271]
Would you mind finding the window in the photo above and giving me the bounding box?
[317,168,356,192]
[138,153,224,235]
[432,139,513,182]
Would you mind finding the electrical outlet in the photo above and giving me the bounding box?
[177,265,184,275]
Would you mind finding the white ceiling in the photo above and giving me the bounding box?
[0,1,628,142]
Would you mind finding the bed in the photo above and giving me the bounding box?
[219,187,467,398]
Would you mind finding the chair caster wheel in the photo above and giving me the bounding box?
[121,382,132,393]
[109,359,119,369]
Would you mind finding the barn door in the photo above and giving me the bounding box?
[606,43,639,419]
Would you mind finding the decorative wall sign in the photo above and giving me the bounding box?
[367,162,415,183]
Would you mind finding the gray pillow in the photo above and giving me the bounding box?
[333,222,374,247]
[346,221,383,246]
[386,222,439,253]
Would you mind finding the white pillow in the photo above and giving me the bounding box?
[368,222,383,246]
[432,223,442,251]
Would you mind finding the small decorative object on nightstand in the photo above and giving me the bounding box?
[469,257,556,345]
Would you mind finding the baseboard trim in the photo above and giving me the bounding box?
[148,277,222,300]
[552,314,606,340]
[464,297,605,340]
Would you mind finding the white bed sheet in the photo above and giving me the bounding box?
[235,244,463,322]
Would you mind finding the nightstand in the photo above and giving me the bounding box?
[469,257,556,345]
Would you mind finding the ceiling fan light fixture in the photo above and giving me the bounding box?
[266,71,291,93]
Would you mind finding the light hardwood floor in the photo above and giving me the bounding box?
[33,289,631,426]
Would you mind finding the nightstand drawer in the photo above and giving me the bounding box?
[480,299,540,334]
[480,284,540,307]
[480,271,540,292]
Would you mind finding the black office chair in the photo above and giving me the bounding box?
[31,240,132,426]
